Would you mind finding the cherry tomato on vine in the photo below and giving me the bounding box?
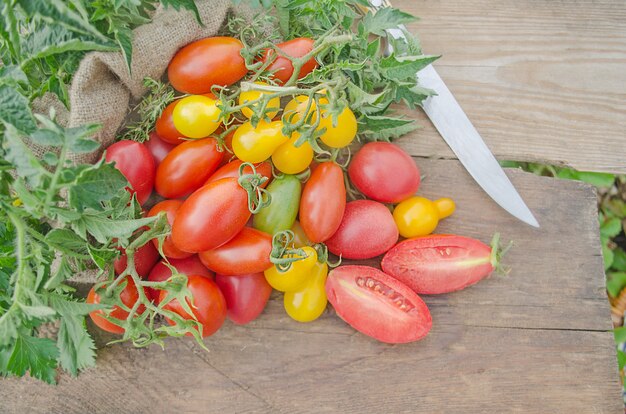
[284,262,328,322]
[160,275,227,337]
[393,196,455,238]
[172,177,256,253]
[199,227,273,276]
[348,142,420,203]
[299,162,346,243]
[87,277,145,334]
[253,174,301,236]
[113,242,160,278]
[145,131,175,164]
[168,36,247,94]
[206,160,272,188]
[155,137,223,199]
[264,246,317,292]
[147,200,192,260]
[172,95,222,139]
[271,134,313,174]
[146,256,214,302]
[261,38,318,84]
[317,100,357,148]
[239,81,280,119]
[232,120,289,163]
[215,273,272,325]
[156,100,186,145]
[283,95,317,125]
[105,140,155,205]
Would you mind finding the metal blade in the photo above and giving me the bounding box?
[418,64,539,227]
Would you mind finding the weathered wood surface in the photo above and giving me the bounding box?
[2,160,621,413]
[396,0,626,174]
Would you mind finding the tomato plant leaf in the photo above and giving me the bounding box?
[68,161,128,212]
[380,54,439,81]
[2,123,46,187]
[361,7,417,37]
[607,272,626,298]
[161,0,203,25]
[0,86,36,134]
[358,114,418,141]
[6,333,59,384]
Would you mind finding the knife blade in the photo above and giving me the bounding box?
[366,1,540,227]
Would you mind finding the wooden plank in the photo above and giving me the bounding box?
[1,160,621,413]
[393,0,626,173]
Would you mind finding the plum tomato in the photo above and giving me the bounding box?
[261,37,317,84]
[325,266,432,344]
[147,200,193,260]
[348,142,420,203]
[253,174,301,236]
[105,140,155,205]
[87,277,145,334]
[172,95,222,139]
[215,273,272,325]
[393,197,456,238]
[232,120,289,163]
[146,256,214,302]
[113,241,160,278]
[156,100,186,145]
[145,131,176,165]
[205,160,272,188]
[239,81,280,119]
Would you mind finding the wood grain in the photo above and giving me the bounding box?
[1,160,621,413]
[393,0,626,173]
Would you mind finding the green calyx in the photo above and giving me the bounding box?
[237,162,271,214]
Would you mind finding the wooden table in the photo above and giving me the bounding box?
[3,1,625,412]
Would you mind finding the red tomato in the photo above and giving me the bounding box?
[105,140,155,205]
[87,277,145,334]
[262,38,318,84]
[146,256,214,302]
[348,142,420,203]
[215,273,272,325]
[299,162,346,243]
[381,235,495,295]
[156,100,186,145]
[172,178,251,253]
[326,200,398,259]
[205,160,272,188]
[168,37,247,94]
[155,137,223,199]
[145,131,176,164]
[147,200,192,260]
[326,266,432,344]
[198,227,272,275]
[160,275,227,337]
[113,241,160,278]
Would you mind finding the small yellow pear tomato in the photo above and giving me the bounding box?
[264,246,317,292]
[393,196,456,238]
[238,81,280,119]
[284,262,328,322]
[271,133,314,174]
[232,120,289,163]
[283,95,318,125]
[317,99,357,148]
[172,95,221,139]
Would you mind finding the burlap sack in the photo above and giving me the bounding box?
[33,0,255,284]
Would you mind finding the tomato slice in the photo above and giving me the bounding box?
[325,266,432,344]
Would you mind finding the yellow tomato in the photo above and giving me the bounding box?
[238,81,280,119]
[317,103,357,148]
[271,133,314,174]
[393,196,456,238]
[283,95,317,125]
[232,120,289,163]
[264,246,317,292]
[284,262,328,322]
[172,95,221,138]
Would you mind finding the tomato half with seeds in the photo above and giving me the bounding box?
[145,131,176,165]
[381,235,496,295]
[199,227,273,275]
[262,38,318,84]
[105,140,155,205]
[168,36,247,94]
[215,273,272,325]
[172,178,252,253]
[146,256,214,302]
[325,266,432,344]
[326,200,398,260]
[156,100,186,145]
[155,137,223,199]
[113,241,160,278]
[206,160,272,188]
[87,277,145,334]
[299,162,346,243]
[147,200,192,260]
[160,275,227,337]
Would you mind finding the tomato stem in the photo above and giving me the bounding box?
[269,230,307,272]
[238,162,271,214]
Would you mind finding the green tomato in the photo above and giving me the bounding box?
[253,174,301,236]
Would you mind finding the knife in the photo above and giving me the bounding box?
[365,0,540,228]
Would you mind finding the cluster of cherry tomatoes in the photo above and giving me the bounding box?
[87,35,498,344]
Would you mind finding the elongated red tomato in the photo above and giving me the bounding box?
[113,241,160,278]
[206,160,272,188]
[215,273,272,325]
[156,100,186,145]
[87,277,145,334]
[160,275,227,337]
[168,37,247,94]
[199,227,272,275]
[172,178,251,253]
[146,256,214,302]
[326,266,432,344]
[381,235,496,295]
[105,140,155,205]
[155,137,223,199]
[145,131,176,164]
[262,38,317,84]
[326,200,398,259]
[299,162,346,243]
[148,200,192,260]
[348,142,420,203]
